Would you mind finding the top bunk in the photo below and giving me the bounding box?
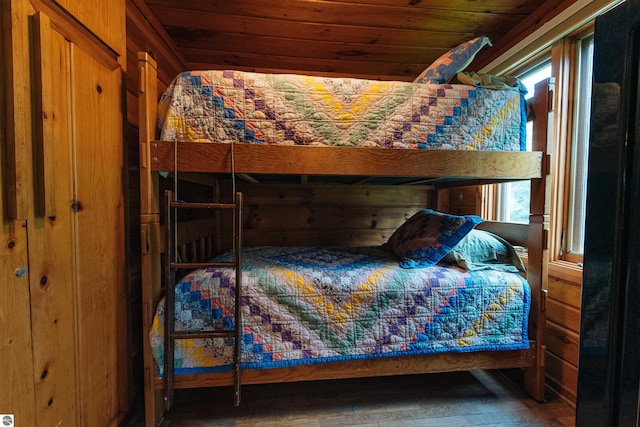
[138,52,551,187]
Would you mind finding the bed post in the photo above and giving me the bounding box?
[138,52,164,427]
[524,78,554,401]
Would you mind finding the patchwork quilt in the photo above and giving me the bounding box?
[150,246,530,376]
[157,70,527,150]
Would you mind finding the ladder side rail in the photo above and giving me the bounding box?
[234,191,244,406]
[163,190,177,410]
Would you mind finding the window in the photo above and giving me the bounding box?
[491,26,595,265]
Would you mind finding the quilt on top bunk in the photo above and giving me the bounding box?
[150,246,530,376]
[157,70,527,150]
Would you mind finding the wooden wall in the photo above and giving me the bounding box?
[440,186,482,216]
[223,182,436,248]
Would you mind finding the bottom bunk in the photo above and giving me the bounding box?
[152,242,531,372]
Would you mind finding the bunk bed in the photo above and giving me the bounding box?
[137,52,552,427]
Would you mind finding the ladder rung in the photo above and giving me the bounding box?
[172,330,235,340]
[170,201,236,209]
[170,261,237,269]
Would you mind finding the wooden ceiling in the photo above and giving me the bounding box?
[142,0,574,81]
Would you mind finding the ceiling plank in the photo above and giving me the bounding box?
[168,28,447,65]
[184,48,425,80]
[153,7,501,48]
[145,0,526,32]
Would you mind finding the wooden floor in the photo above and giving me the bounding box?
[156,370,576,427]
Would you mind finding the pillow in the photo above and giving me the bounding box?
[441,229,526,273]
[387,209,483,268]
[413,36,493,84]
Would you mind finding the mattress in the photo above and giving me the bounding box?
[150,246,531,376]
[157,70,527,151]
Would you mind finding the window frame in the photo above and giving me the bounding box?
[564,32,594,262]
[485,23,595,267]
[549,24,594,266]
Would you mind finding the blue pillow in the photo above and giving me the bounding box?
[387,209,483,268]
[441,229,526,273]
[414,36,493,84]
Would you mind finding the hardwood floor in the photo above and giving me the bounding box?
[157,370,576,426]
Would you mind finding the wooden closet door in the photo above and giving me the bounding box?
[28,13,78,426]
[70,43,126,426]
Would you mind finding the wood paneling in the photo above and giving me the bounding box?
[243,205,425,230]
[546,272,581,406]
[141,0,569,80]
[546,320,580,366]
[546,351,578,405]
[158,10,499,48]
[2,0,32,220]
[0,220,35,425]
[53,0,125,56]
[548,277,582,309]
[149,0,523,34]
[448,186,481,216]
[28,19,78,425]
[235,184,433,206]
[221,182,434,248]
[72,43,126,426]
[126,0,185,88]
[547,299,581,333]
[242,228,395,247]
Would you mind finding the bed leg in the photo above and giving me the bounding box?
[523,344,546,402]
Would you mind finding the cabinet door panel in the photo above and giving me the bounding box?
[29,13,78,427]
[71,44,126,426]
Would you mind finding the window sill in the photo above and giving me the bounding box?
[518,253,583,285]
[548,260,583,285]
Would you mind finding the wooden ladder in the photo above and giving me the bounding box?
[162,189,244,410]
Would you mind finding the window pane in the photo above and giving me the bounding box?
[568,35,594,255]
[521,64,553,100]
[501,181,531,223]
[497,62,552,223]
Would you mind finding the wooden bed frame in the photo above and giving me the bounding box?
[138,52,552,427]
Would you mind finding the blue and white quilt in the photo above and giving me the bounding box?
[157,70,527,150]
[150,246,530,375]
